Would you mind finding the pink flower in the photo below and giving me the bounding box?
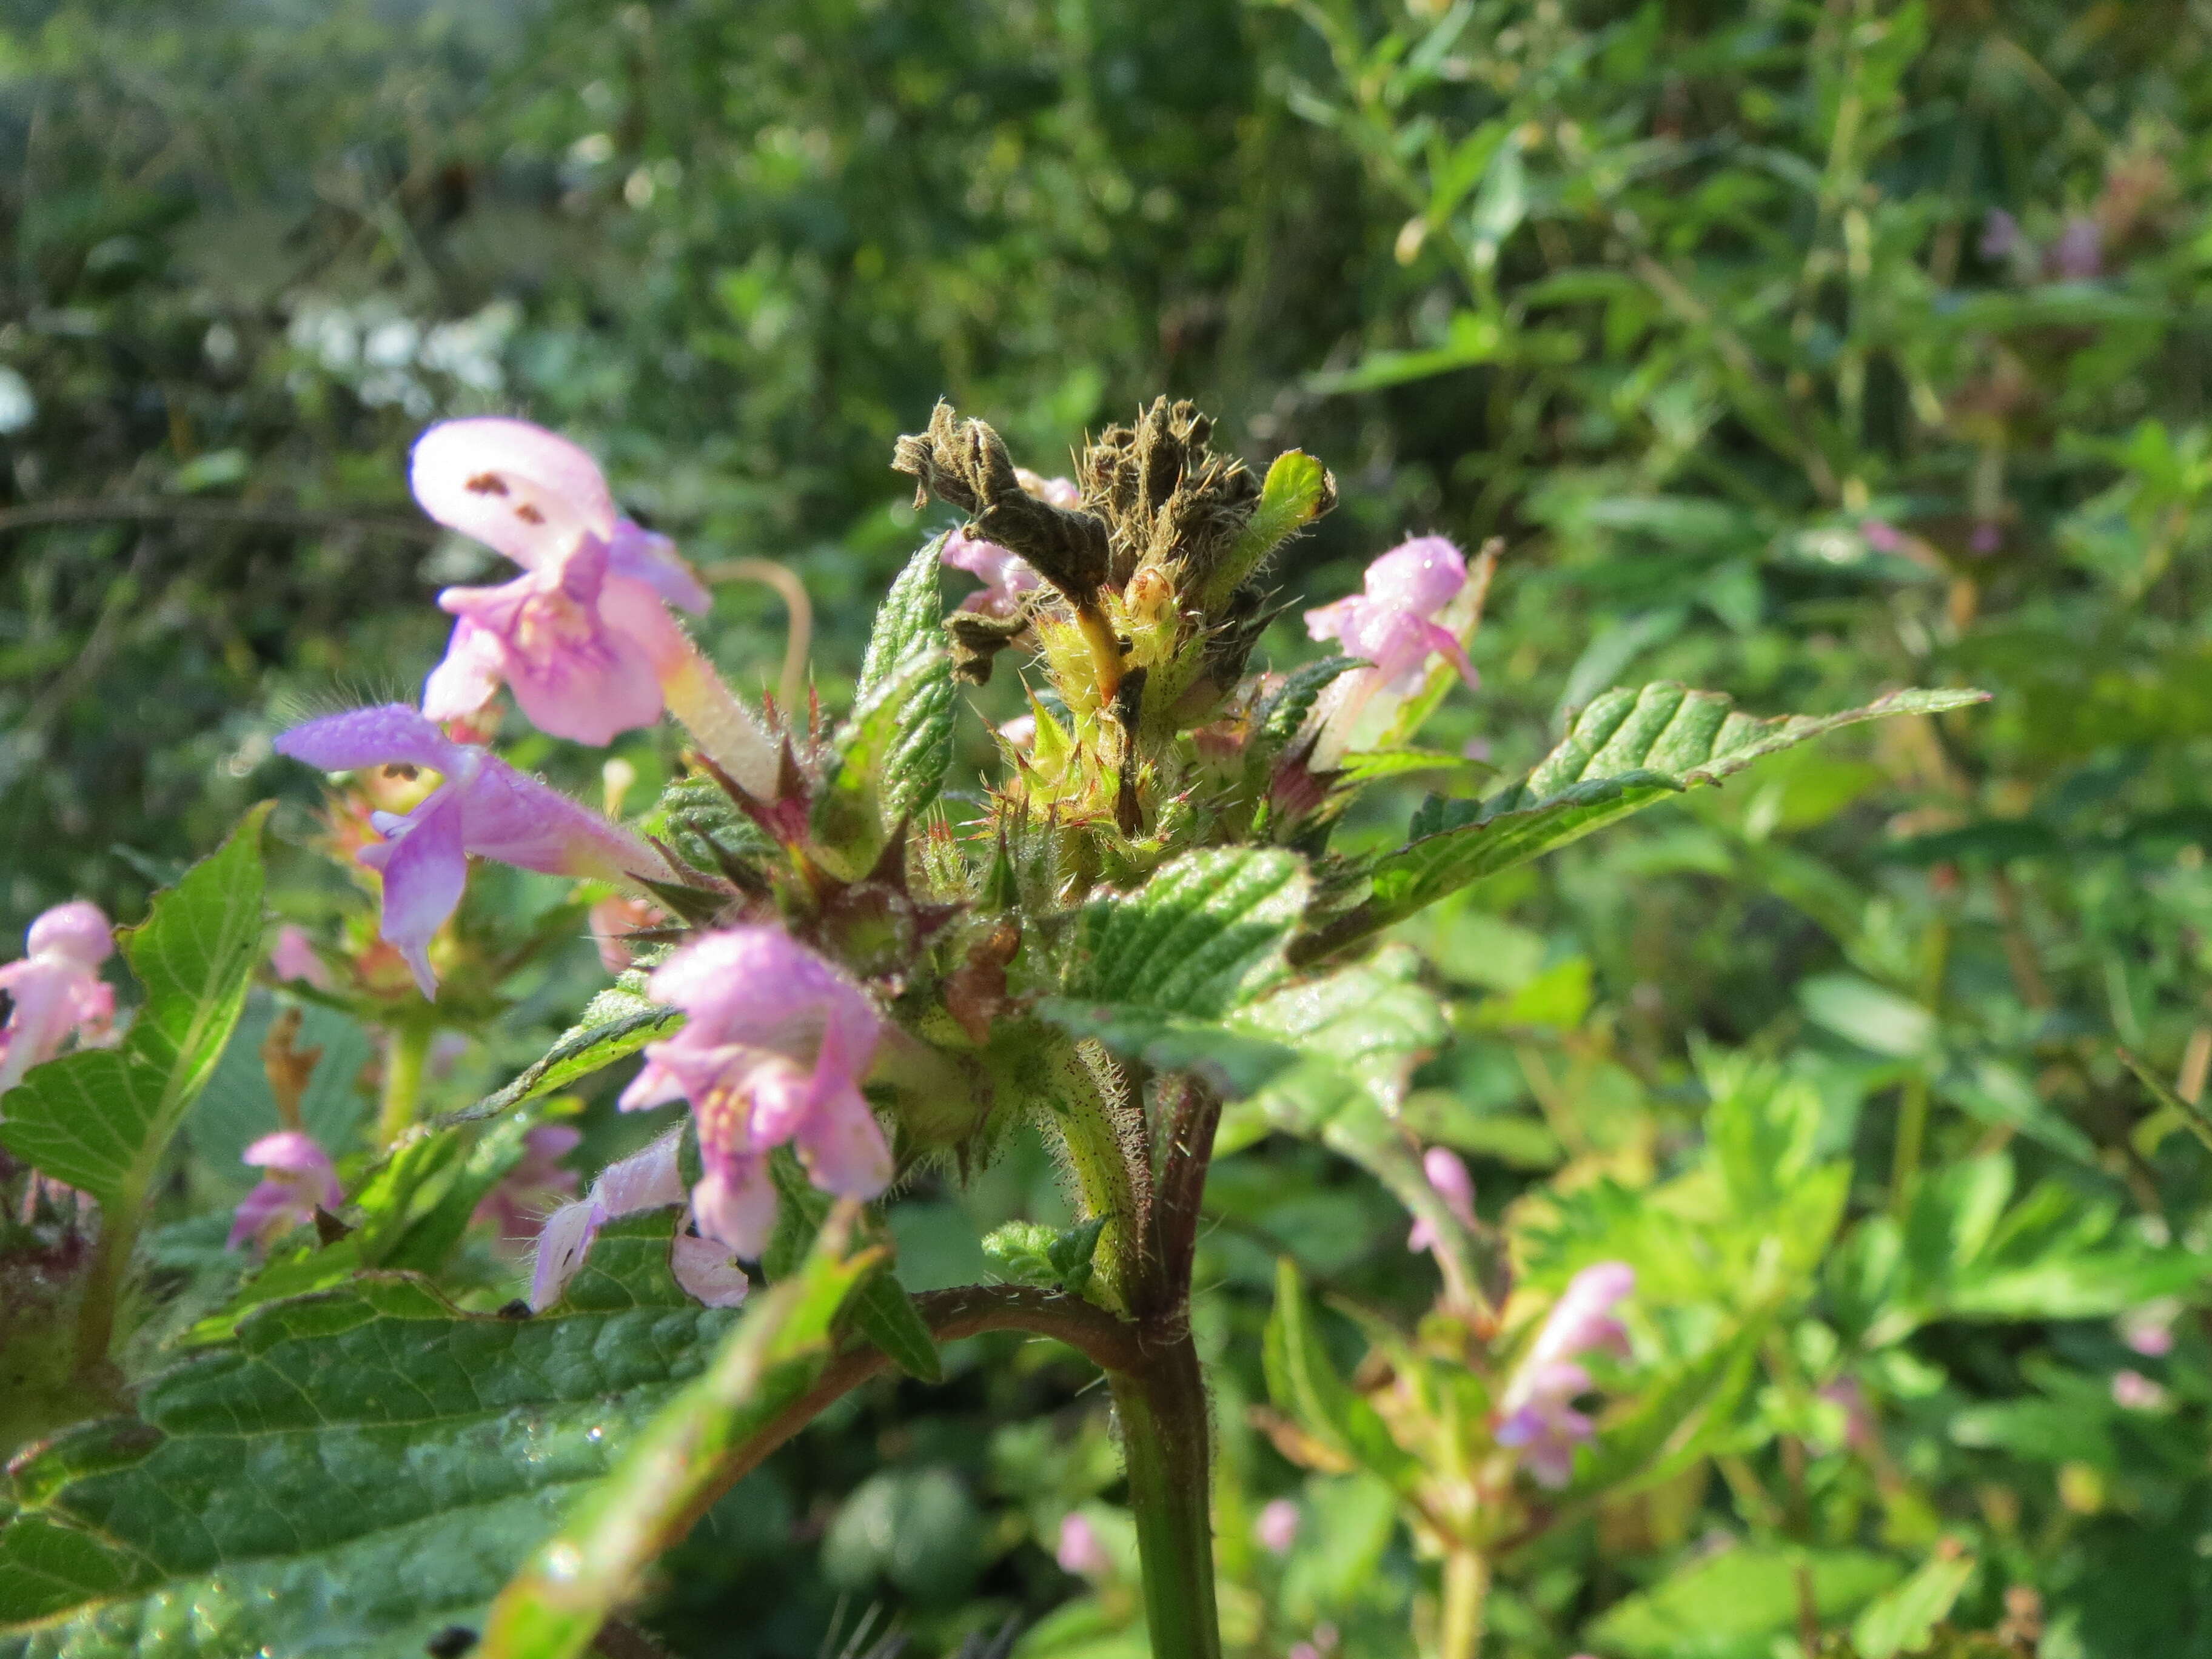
[1056,1512,1110,1578]
[473,1123,583,1241]
[1016,469,1082,510]
[1304,537,1479,695]
[0,900,117,1097]
[1860,518,1905,554]
[275,704,673,997]
[621,926,891,1257]
[1407,1145,1477,1256]
[1302,535,1480,768]
[528,1131,751,1310]
[1255,1498,1301,1556]
[1495,1262,1635,1489]
[269,924,333,991]
[228,1130,342,1250]
[412,418,712,747]
[2119,1301,2179,1358]
[941,528,1042,618]
[1969,520,2003,556]
[2113,1369,2168,1412]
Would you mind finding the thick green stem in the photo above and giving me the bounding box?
[1439,1547,1489,1659]
[1111,1333,1222,1659]
[377,1024,432,1145]
[70,1190,138,1393]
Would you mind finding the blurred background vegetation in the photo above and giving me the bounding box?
[8,0,2212,1654]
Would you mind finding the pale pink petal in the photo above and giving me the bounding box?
[1362,536,1466,615]
[794,1081,894,1199]
[421,614,508,725]
[270,925,332,990]
[243,1130,340,1197]
[1056,1513,1109,1577]
[670,1234,751,1307]
[26,902,113,967]
[691,1159,779,1258]
[1255,1498,1300,1556]
[454,756,669,885]
[410,418,617,571]
[592,1131,689,1216]
[529,1199,606,1310]
[228,1178,315,1250]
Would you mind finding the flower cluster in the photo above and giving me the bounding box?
[528,1131,749,1310]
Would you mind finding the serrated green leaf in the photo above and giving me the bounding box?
[1204,450,1336,609]
[981,1221,1061,1289]
[446,989,682,1127]
[815,644,956,859]
[859,533,949,696]
[0,1214,739,1657]
[1298,684,1986,959]
[848,535,957,827]
[1262,1258,1420,1492]
[1,805,270,1207]
[475,1213,875,1659]
[1061,848,1308,1014]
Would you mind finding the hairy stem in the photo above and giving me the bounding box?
[1111,1333,1223,1659]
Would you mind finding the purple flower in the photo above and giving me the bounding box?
[228,1130,342,1250]
[1303,535,1481,768]
[2047,215,2104,281]
[1406,1145,1477,1256]
[621,926,891,1257]
[0,900,116,1097]
[274,703,674,997]
[1056,1512,1110,1578]
[1495,1262,1635,1489]
[528,1131,751,1310]
[412,418,712,748]
[1255,1498,1301,1556]
[1969,520,2003,556]
[474,1123,583,1241]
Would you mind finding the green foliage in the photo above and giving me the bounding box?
[448,989,680,1127]
[477,1214,875,1659]
[0,806,269,1207]
[1315,685,1984,948]
[0,1215,739,1657]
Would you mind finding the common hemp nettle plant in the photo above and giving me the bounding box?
[0,402,1979,1659]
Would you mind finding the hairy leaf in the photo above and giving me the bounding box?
[853,534,957,823]
[1298,684,1986,957]
[0,1215,737,1657]
[447,988,680,1127]
[1204,449,1336,609]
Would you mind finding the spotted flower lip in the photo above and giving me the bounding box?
[528,1130,749,1311]
[620,925,891,1258]
[412,417,712,746]
[0,900,118,1097]
[274,703,673,998]
[228,1130,343,1250]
